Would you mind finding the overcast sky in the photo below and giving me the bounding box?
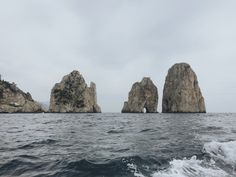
[0,0,236,112]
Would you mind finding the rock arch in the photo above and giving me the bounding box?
[122,77,158,113]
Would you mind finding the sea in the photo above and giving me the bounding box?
[0,113,235,177]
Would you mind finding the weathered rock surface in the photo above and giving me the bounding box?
[162,63,206,113]
[0,80,44,113]
[122,77,158,113]
[49,70,101,113]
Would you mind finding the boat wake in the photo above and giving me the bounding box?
[151,140,236,177]
[152,156,228,177]
[0,141,235,177]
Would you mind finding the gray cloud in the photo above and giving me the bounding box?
[0,0,236,112]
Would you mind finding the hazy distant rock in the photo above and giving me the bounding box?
[49,70,101,113]
[0,80,44,113]
[122,77,158,113]
[162,63,206,113]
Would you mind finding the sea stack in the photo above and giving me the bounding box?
[122,77,158,113]
[0,80,44,113]
[162,63,206,113]
[49,70,101,113]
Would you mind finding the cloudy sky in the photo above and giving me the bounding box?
[0,0,236,112]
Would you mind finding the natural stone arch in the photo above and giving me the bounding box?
[122,77,158,113]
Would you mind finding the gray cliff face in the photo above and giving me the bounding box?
[49,70,101,113]
[162,63,206,113]
[0,80,44,113]
[122,77,158,113]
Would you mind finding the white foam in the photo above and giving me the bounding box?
[152,156,228,177]
[203,140,236,166]
[127,163,145,177]
[126,141,236,177]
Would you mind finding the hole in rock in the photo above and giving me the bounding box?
[143,107,147,113]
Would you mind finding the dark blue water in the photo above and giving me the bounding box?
[0,113,236,177]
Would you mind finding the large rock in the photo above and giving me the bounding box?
[122,77,158,113]
[0,80,44,113]
[49,70,101,113]
[162,63,206,113]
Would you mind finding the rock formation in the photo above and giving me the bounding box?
[162,63,206,113]
[49,70,101,113]
[122,77,158,113]
[0,80,44,113]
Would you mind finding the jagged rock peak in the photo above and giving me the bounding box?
[122,77,158,113]
[49,70,101,113]
[162,63,206,113]
[0,80,44,113]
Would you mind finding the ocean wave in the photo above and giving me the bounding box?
[152,156,228,177]
[107,129,125,134]
[0,159,48,176]
[18,139,57,149]
[1,141,236,177]
[203,140,236,167]
[139,128,156,133]
[151,141,236,177]
[0,155,160,177]
[1,148,235,177]
[127,163,145,177]
[49,155,167,177]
